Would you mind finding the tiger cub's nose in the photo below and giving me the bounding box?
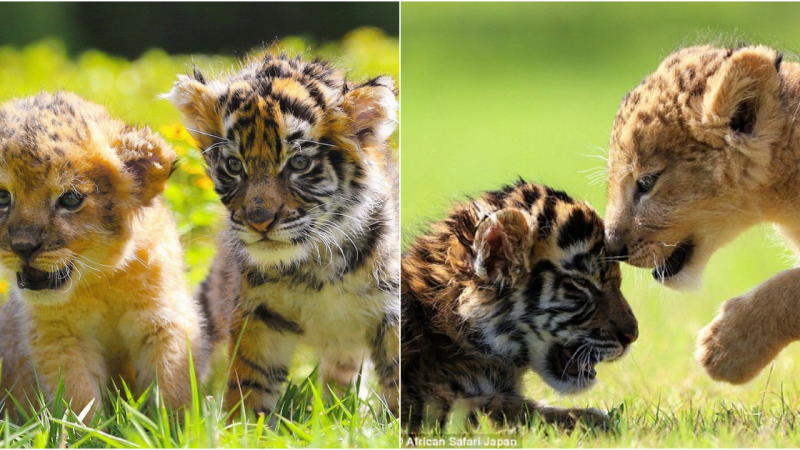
[247,207,278,233]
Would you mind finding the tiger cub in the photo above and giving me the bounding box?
[168,53,400,416]
[401,180,638,432]
[0,92,209,421]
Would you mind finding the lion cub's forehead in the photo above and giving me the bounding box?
[609,46,732,175]
[0,94,117,187]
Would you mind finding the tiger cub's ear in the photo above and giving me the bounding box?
[342,76,398,149]
[473,208,534,283]
[113,126,177,207]
[166,70,226,151]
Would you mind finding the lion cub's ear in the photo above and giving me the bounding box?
[166,69,226,151]
[472,208,534,283]
[694,46,785,163]
[114,126,177,206]
[342,76,398,149]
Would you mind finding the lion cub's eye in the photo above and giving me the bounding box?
[288,154,311,172]
[635,174,658,196]
[0,190,10,208]
[58,192,83,210]
[226,157,244,175]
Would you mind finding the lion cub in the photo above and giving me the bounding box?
[0,92,209,420]
[604,44,800,384]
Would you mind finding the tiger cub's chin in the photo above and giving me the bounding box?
[243,241,311,267]
[401,180,638,432]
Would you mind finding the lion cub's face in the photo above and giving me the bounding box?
[0,93,174,304]
[605,45,786,289]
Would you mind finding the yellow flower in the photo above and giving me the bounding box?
[0,279,8,295]
[194,176,215,191]
[160,123,199,149]
[185,164,206,176]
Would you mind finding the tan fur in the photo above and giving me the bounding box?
[0,92,210,421]
[605,45,800,383]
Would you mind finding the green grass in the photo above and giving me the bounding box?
[0,361,397,448]
[401,3,800,447]
[0,29,399,448]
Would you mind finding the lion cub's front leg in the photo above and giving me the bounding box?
[28,322,106,421]
[121,305,199,409]
[697,268,800,384]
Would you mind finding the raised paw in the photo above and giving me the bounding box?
[696,295,780,384]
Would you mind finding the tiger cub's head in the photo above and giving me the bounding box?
[454,183,637,392]
[169,53,398,267]
[0,92,175,304]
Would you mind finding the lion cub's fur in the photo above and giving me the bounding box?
[0,92,210,421]
[604,45,800,384]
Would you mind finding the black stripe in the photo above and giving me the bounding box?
[341,204,386,275]
[251,304,304,334]
[521,183,541,208]
[238,356,288,383]
[537,195,558,239]
[557,209,595,248]
[272,93,318,125]
[228,379,273,394]
[195,277,219,341]
[245,267,280,287]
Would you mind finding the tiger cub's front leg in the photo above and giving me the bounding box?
[482,394,608,430]
[369,310,400,414]
[320,350,363,394]
[224,306,301,417]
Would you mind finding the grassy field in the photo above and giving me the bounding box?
[401,3,800,447]
[0,29,399,448]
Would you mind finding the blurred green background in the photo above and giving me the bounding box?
[0,2,399,58]
[402,3,800,446]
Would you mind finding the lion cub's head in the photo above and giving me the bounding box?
[0,92,175,303]
[605,45,788,289]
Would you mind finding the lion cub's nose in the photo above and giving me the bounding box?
[247,208,278,233]
[11,241,42,260]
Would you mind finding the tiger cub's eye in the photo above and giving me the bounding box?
[58,192,83,210]
[0,190,10,207]
[226,157,244,175]
[288,154,311,172]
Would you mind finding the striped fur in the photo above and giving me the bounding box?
[401,180,638,433]
[169,52,400,416]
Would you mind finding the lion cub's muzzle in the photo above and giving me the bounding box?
[17,264,73,290]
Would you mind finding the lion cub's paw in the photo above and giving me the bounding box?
[696,295,775,384]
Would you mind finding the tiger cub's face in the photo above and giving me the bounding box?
[0,92,175,304]
[169,54,398,267]
[465,198,637,393]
